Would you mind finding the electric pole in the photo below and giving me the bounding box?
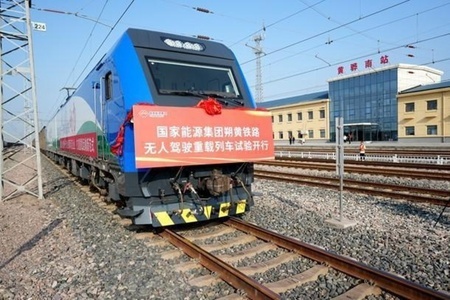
[246,28,265,103]
[0,0,44,200]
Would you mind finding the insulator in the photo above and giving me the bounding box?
[195,7,211,13]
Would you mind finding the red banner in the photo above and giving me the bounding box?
[60,132,98,157]
[133,105,274,168]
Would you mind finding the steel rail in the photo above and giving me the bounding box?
[275,146,450,156]
[254,170,450,206]
[225,217,450,300]
[258,160,450,180]
[159,229,280,300]
[277,157,450,170]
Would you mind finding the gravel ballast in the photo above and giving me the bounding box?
[0,154,449,299]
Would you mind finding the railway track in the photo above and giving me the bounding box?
[254,169,450,206]
[257,160,450,181]
[54,158,449,299]
[155,218,449,299]
[275,146,450,157]
[272,156,450,171]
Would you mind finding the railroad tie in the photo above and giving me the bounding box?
[185,226,235,241]
[238,252,297,276]
[331,283,381,300]
[214,293,247,300]
[188,274,221,287]
[218,243,278,264]
[173,260,202,273]
[265,264,329,294]
[200,235,257,252]
[160,249,184,260]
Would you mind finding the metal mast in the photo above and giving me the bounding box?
[246,29,265,103]
[0,0,44,200]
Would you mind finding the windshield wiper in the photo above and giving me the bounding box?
[200,92,245,106]
[161,90,244,106]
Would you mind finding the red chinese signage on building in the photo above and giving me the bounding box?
[337,55,389,75]
[60,132,98,157]
[133,105,275,168]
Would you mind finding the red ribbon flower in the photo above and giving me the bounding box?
[196,97,222,115]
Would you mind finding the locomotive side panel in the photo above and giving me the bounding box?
[44,28,274,227]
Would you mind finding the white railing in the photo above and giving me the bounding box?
[275,151,450,165]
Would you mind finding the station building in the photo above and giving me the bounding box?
[259,63,449,144]
[397,81,450,143]
[258,91,329,143]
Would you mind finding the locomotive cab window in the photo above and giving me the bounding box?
[147,59,241,99]
[105,71,113,100]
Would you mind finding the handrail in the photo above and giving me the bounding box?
[276,151,450,165]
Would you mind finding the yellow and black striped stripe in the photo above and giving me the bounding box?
[151,200,247,227]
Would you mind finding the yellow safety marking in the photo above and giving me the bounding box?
[236,200,247,214]
[219,203,231,218]
[181,209,198,223]
[203,205,212,219]
[153,211,175,226]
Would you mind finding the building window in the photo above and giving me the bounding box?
[405,126,415,136]
[405,102,415,112]
[319,109,325,119]
[427,125,437,135]
[308,111,313,120]
[308,130,314,138]
[278,131,284,139]
[320,129,325,138]
[271,116,274,123]
[278,115,283,122]
[297,112,302,121]
[287,113,292,122]
[427,100,437,110]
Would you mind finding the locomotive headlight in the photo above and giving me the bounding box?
[192,43,203,51]
[163,38,205,51]
[163,38,175,47]
[173,40,183,48]
[183,42,194,50]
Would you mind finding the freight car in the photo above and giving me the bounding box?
[42,28,274,227]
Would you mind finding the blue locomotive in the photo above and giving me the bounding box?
[42,28,274,227]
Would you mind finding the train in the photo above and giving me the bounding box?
[40,28,274,227]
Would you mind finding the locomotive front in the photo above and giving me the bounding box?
[113,30,274,226]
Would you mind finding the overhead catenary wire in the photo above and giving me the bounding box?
[61,1,110,99]
[40,0,135,122]
[245,2,450,76]
[241,0,410,66]
[228,0,328,48]
[71,0,135,88]
[230,1,448,99]
[31,6,112,28]
[262,32,450,87]
[33,1,450,114]
[35,1,113,121]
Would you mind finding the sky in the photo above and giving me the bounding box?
[26,0,450,125]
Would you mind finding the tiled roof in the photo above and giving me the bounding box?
[257,91,328,108]
[399,80,450,94]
